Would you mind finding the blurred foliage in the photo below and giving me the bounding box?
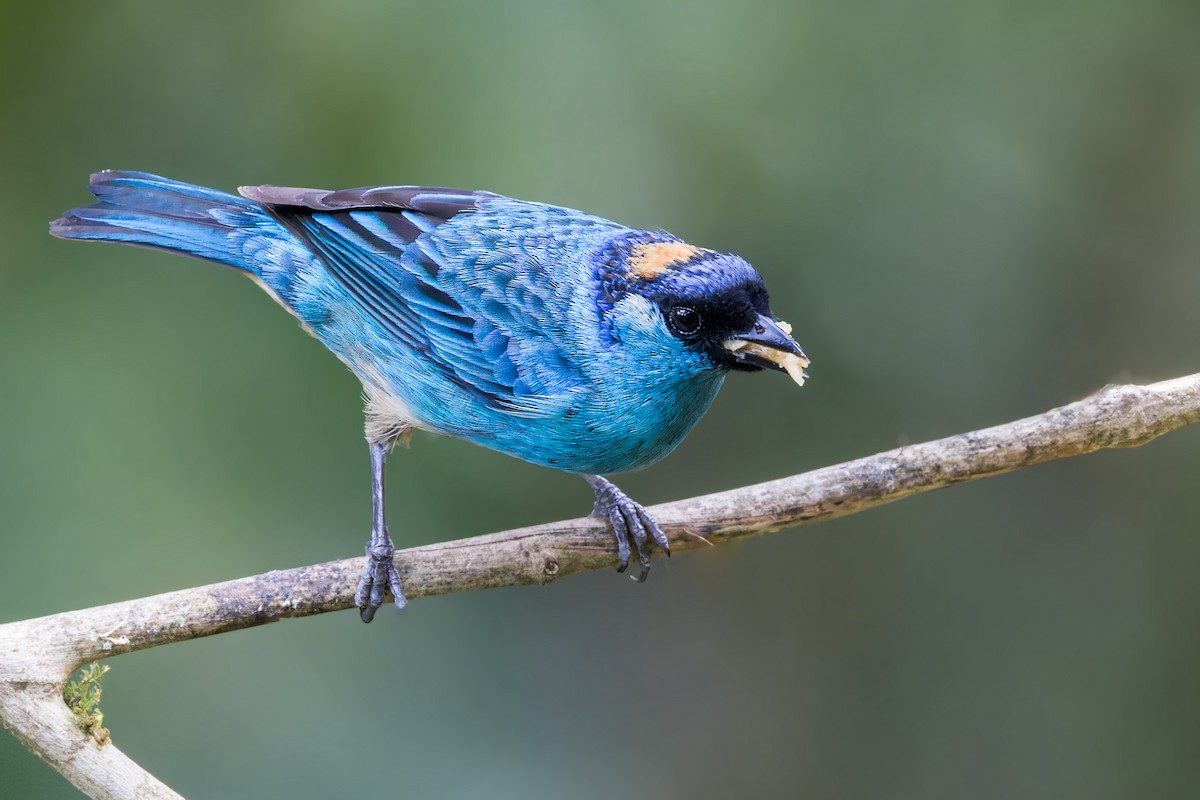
[2,1,1199,797]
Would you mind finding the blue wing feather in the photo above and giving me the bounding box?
[259,192,591,412]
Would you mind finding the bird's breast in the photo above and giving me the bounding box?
[476,369,727,475]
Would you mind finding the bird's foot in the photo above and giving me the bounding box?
[354,539,406,623]
[586,475,670,582]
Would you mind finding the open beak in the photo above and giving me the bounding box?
[722,314,810,387]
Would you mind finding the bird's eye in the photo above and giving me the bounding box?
[667,306,702,337]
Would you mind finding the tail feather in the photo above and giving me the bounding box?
[50,171,269,272]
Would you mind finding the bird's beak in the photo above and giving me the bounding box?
[722,314,810,387]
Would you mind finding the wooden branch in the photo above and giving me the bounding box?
[2,373,1199,799]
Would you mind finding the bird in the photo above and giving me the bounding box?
[51,171,809,621]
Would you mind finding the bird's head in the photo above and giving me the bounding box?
[597,235,809,385]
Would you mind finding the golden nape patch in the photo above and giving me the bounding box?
[626,242,703,279]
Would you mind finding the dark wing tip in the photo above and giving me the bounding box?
[239,183,495,218]
[238,184,333,208]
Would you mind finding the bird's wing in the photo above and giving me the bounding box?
[241,184,593,414]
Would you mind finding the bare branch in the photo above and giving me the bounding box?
[2,373,1199,799]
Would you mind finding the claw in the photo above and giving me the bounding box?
[355,538,406,623]
[638,506,670,558]
[625,511,651,582]
[583,474,667,581]
[609,509,631,573]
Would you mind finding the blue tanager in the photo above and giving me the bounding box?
[51,171,809,621]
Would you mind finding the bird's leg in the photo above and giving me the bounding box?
[582,474,670,583]
[354,440,406,622]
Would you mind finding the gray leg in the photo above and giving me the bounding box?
[354,440,406,622]
[582,474,670,582]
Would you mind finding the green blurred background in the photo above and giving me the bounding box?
[2,1,1198,797]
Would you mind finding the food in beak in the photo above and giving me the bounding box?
[723,319,810,387]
